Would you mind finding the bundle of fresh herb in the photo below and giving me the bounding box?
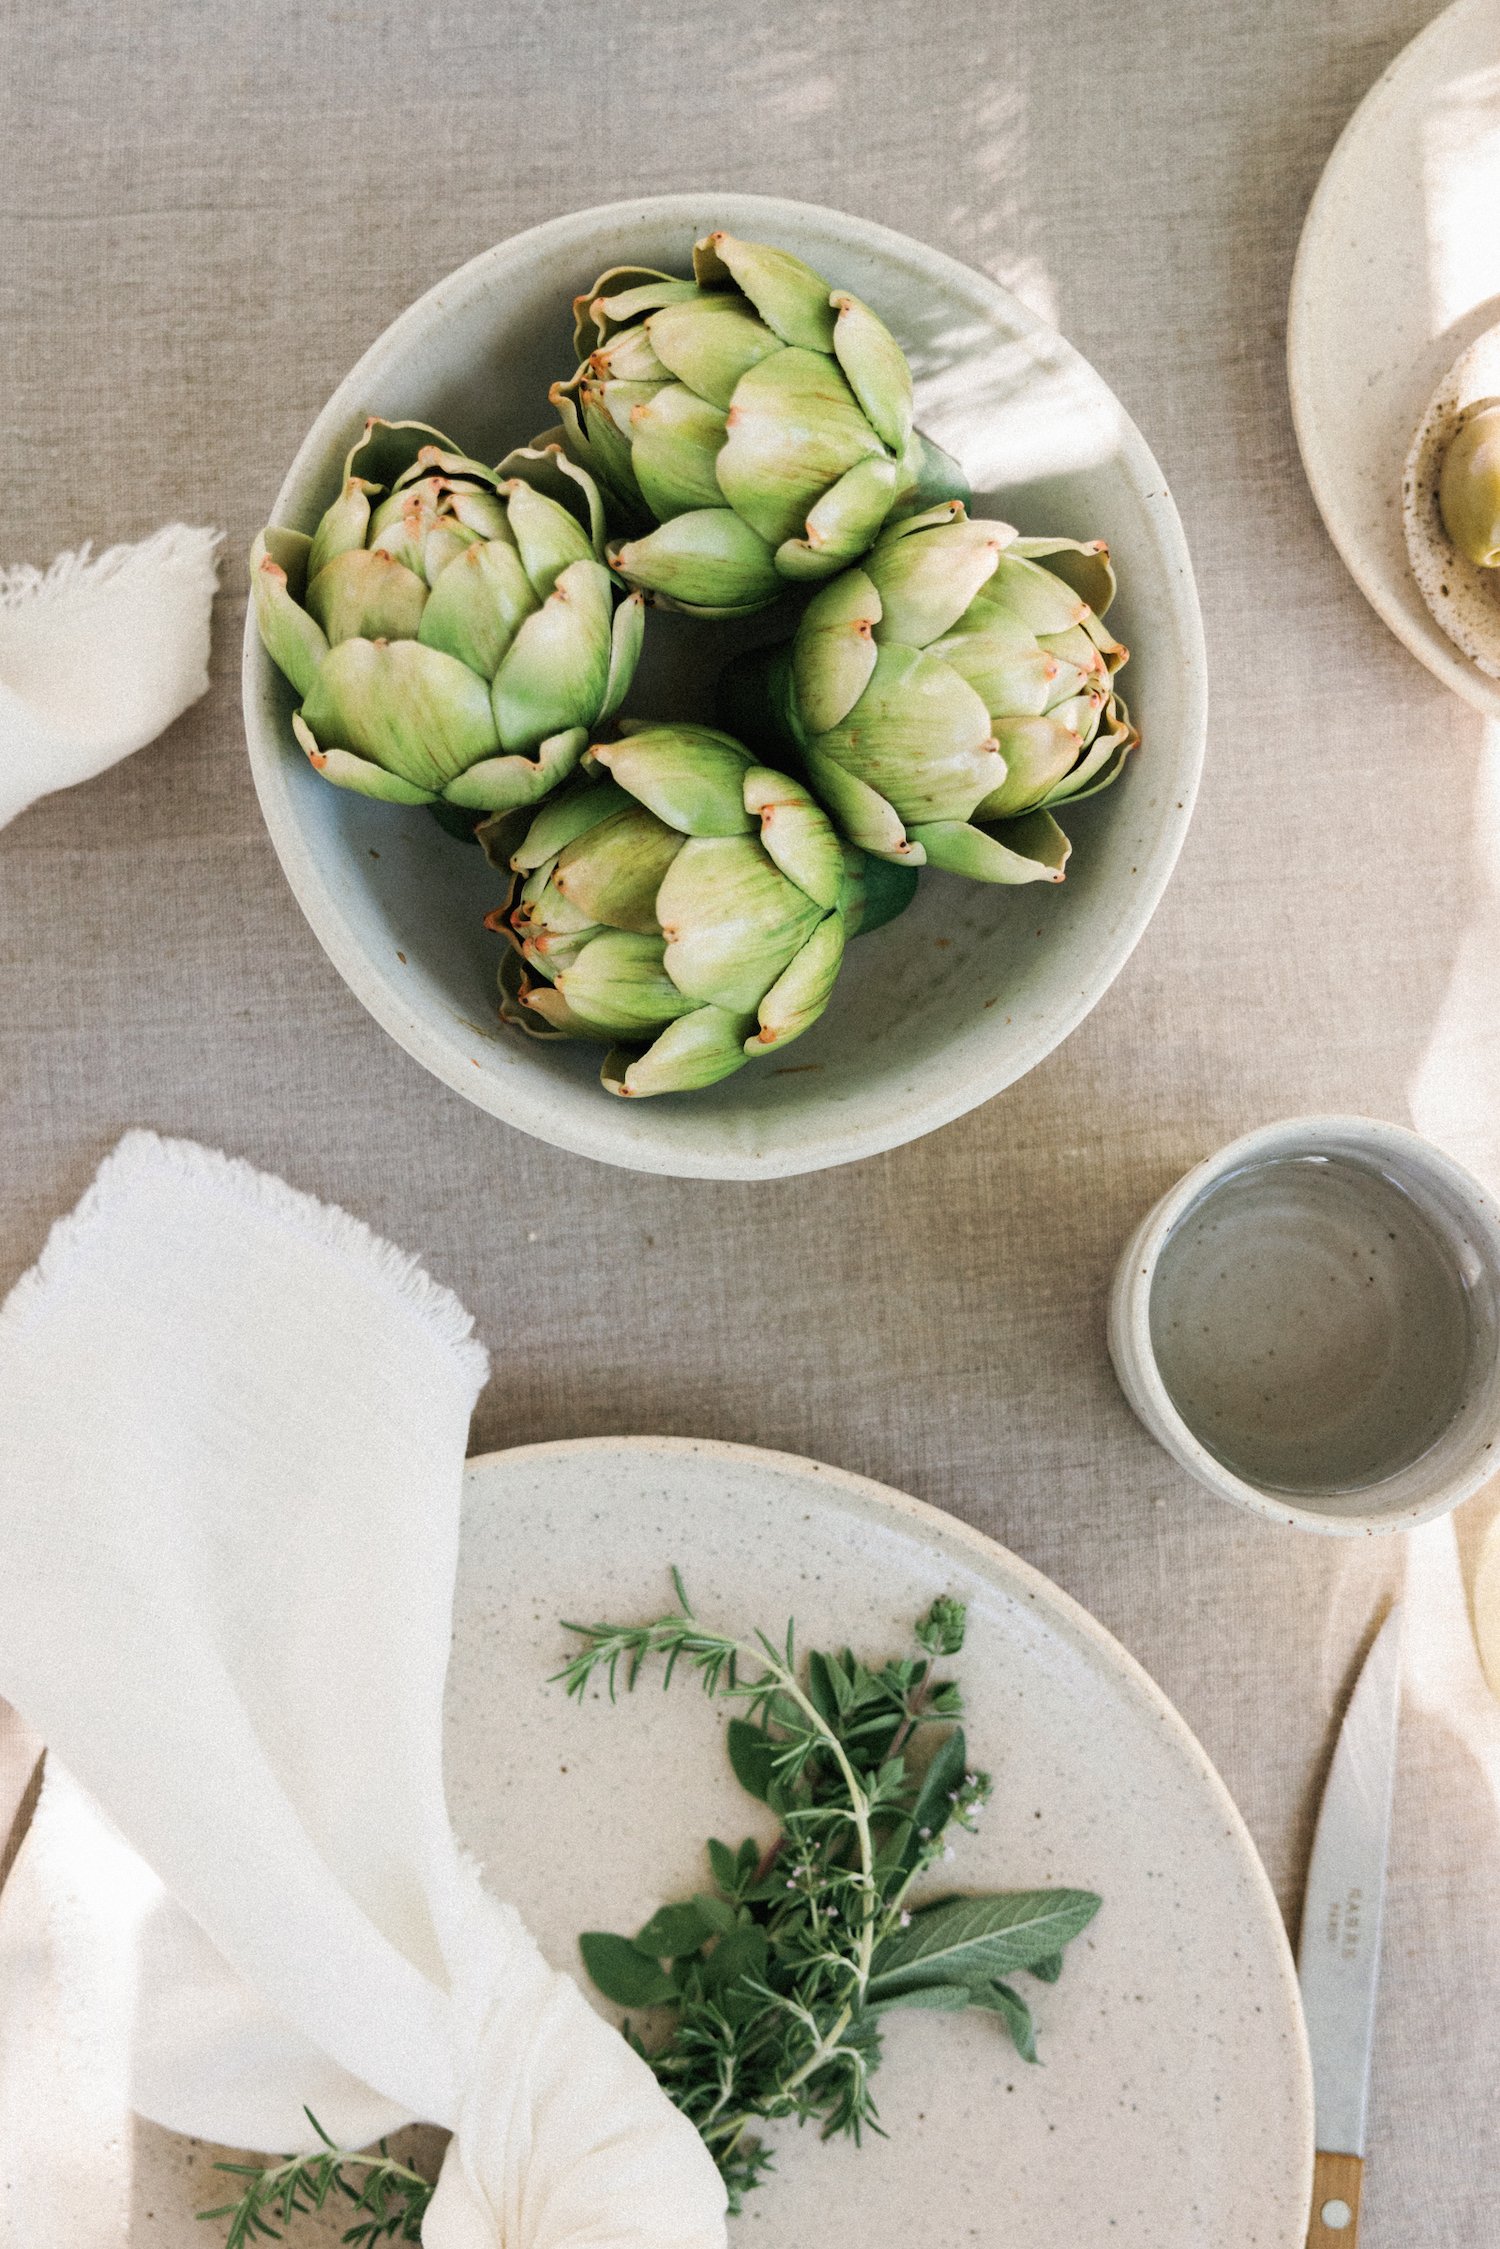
[559,1573,1101,2211]
[203,1574,1099,2244]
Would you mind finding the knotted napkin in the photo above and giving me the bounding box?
[0,1131,726,2246]
[0,528,219,829]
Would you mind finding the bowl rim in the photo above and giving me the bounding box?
[241,191,1208,1179]
[1106,1112,1500,1534]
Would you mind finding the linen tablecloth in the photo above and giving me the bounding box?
[1,1,1496,2238]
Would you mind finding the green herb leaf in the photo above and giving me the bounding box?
[898,1726,969,1871]
[1028,1950,1065,1984]
[868,1890,1101,1997]
[970,1980,1039,2061]
[579,1931,679,2007]
[633,1900,717,1959]
[726,1716,778,1802]
[916,1595,967,1656]
[865,1980,972,2016]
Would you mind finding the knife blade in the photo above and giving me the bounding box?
[1298,1602,1402,2247]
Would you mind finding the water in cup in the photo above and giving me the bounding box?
[1148,1153,1476,1496]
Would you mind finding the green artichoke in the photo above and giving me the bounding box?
[251,417,644,812]
[722,503,1137,883]
[483,722,915,1097]
[547,231,966,619]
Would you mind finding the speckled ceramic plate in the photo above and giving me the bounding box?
[438,1437,1310,2247]
[1288,0,1500,717]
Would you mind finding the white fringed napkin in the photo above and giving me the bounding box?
[0,528,220,828]
[0,1132,726,2248]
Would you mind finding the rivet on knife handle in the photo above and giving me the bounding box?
[1306,2150,1362,2244]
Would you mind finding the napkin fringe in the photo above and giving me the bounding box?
[0,1131,491,1389]
[0,525,221,619]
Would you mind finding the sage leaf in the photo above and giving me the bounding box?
[868,1889,1100,1997]
[580,1931,678,2008]
[971,1979,1039,2061]
[1028,1950,1064,1984]
[866,1980,972,2017]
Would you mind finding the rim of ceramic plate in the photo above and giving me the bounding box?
[243,193,1207,1178]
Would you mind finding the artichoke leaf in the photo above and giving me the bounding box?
[492,559,615,750]
[305,548,429,646]
[1011,534,1116,618]
[503,479,598,600]
[743,767,844,908]
[977,714,1086,819]
[983,553,1090,638]
[601,590,646,720]
[864,515,1007,647]
[815,642,1002,823]
[692,232,839,354]
[441,726,589,814]
[715,348,885,550]
[418,536,539,678]
[251,532,328,699]
[300,635,499,791]
[791,567,881,733]
[604,1004,756,1097]
[579,271,698,354]
[552,803,683,932]
[556,929,694,1037]
[507,777,634,873]
[748,910,845,1051]
[803,739,919,862]
[776,455,899,581]
[658,834,823,1013]
[290,713,436,804]
[306,477,376,584]
[609,507,781,615]
[591,322,671,384]
[646,293,781,409]
[497,443,608,553]
[909,811,1070,884]
[628,383,729,520]
[591,725,755,837]
[830,290,913,455]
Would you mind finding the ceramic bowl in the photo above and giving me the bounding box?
[1108,1116,1500,1534]
[242,193,1206,1179]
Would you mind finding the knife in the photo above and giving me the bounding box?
[1298,1603,1402,2248]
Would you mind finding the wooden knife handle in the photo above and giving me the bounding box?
[1307,2150,1363,2246]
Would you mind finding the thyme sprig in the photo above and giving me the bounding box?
[198,2111,433,2245]
[562,1577,1100,2210]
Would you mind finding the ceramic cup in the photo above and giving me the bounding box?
[1107,1116,1500,1533]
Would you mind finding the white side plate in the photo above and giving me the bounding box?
[1289,0,1500,715]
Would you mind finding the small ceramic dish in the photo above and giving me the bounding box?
[242,193,1206,1180]
[1108,1116,1500,1534]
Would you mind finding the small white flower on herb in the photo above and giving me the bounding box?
[918,1826,931,1840]
[942,1845,956,1861]
[899,1910,912,1928]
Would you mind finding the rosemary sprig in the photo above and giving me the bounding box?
[562,1577,1100,2210]
[198,2111,434,2247]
